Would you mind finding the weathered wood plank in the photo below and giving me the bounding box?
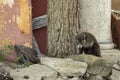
[32,15,47,30]
[32,35,45,57]
[32,35,41,54]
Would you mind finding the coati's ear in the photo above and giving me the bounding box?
[79,31,83,34]
[83,34,86,38]
[75,32,83,38]
[75,34,79,40]
[75,33,78,37]
[75,31,82,36]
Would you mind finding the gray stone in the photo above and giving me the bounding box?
[57,77,79,80]
[101,49,120,64]
[87,59,113,77]
[56,77,68,80]
[68,49,120,65]
[14,44,40,64]
[2,61,22,69]
[113,64,120,71]
[41,57,87,77]
[86,75,104,80]
[0,63,7,70]
[0,62,13,80]
[111,69,120,80]
[9,64,57,80]
[67,54,99,65]
[69,77,80,80]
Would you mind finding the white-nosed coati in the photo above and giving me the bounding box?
[75,32,101,57]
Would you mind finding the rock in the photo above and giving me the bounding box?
[68,77,80,80]
[86,75,104,80]
[2,61,22,69]
[57,77,79,80]
[56,78,63,80]
[111,69,120,80]
[56,77,68,80]
[0,63,13,80]
[41,57,87,77]
[68,49,120,65]
[0,63,7,70]
[0,69,13,80]
[87,59,113,77]
[101,49,120,64]
[9,64,57,80]
[67,54,99,65]
[113,64,120,71]
[14,44,40,64]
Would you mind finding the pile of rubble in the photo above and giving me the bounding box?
[0,52,120,80]
[1,45,120,80]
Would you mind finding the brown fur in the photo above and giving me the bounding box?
[111,13,120,49]
[75,32,101,57]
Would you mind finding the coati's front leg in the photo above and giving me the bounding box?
[83,47,93,55]
[76,44,83,54]
[93,43,101,57]
[83,44,101,57]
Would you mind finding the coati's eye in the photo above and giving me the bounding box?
[75,40,80,44]
[81,39,86,44]
[83,34,86,37]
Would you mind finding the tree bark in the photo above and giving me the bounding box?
[47,0,81,57]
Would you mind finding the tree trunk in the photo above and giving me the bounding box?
[47,0,81,57]
[47,0,113,57]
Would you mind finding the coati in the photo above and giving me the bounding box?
[75,32,101,57]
